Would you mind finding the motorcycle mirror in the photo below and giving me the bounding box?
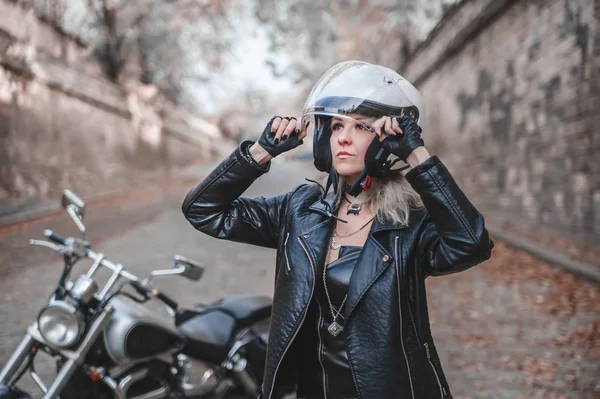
[61,189,86,233]
[173,255,204,281]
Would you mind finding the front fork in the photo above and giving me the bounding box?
[0,305,114,399]
[0,335,35,386]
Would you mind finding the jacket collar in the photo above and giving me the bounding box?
[307,192,337,216]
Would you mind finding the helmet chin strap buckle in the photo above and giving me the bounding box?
[346,170,371,197]
[360,175,372,191]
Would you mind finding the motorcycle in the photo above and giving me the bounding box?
[0,189,272,399]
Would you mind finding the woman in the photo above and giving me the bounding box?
[182,61,494,399]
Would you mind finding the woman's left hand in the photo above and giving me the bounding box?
[371,115,425,162]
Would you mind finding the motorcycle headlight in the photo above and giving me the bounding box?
[38,301,84,348]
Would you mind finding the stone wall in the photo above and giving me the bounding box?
[403,0,600,260]
[0,0,234,217]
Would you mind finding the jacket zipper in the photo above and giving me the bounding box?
[425,342,446,398]
[266,236,316,399]
[395,235,415,399]
[283,233,291,274]
[301,236,326,397]
[407,298,421,347]
[315,293,328,398]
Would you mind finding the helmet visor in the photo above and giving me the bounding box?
[301,61,422,127]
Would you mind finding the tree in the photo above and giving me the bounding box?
[254,0,459,83]
[21,0,458,117]
[22,0,237,110]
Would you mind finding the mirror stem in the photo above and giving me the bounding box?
[67,205,86,235]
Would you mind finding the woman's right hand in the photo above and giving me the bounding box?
[254,116,307,160]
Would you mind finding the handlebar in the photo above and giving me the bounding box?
[130,280,151,297]
[130,281,179,311]
[35,230,185,308]
[155,291,179,311]
[87,251,139,282]
[44,229,66,245]
[33,230,139,294]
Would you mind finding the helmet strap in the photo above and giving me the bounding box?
[328,165,339,194]
[306,167,346,224]
[345,169,372,197]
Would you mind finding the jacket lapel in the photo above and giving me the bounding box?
[298,194,337,276]
[344,218,395,319]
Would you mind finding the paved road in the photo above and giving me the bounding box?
[1,158,599,398]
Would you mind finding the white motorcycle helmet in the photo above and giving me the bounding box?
[301,60,424,196]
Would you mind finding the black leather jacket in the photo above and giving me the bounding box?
[182,141,494,399]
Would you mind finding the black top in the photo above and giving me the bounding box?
[297,245,361,398]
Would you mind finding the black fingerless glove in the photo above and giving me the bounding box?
[380,115,425,161]
[257,116,304,158]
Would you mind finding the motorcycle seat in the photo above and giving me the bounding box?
[178,310,236,364]
[218,295,272,328]
[177,295,272,364]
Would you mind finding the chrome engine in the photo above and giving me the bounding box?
[177,355,221,397]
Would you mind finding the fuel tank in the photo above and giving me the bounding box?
[102,296,184,364]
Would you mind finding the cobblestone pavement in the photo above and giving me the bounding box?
[1,159,599,398]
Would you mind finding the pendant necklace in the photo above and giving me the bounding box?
[329,216,375,250]
[345,194,368,216]
[325,215,375,336]
[323,262,348,336]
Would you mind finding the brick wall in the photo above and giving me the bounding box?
[403,0,599,260]
[0,0,233,217]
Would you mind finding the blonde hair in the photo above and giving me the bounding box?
[333,173,423,227]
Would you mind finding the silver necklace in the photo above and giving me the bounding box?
[329,216,375,250]
[324,216,374,336]
[322,262,348,336]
